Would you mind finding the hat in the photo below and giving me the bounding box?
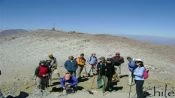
[40,60,46,65]
[48,54,53,58]
[106,58,112,61]
[92,53,96,55]
[135,59,143,62]
[80,53,84,56]
[69,56,74,60]
[99,56,105,61]
[115,52,120,55]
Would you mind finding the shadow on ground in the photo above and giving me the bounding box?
[50,86,84,92]
[119,74,129,78]
[6,91,29,98]
[143,91,152,98]
[78,77,89,83]
[51,87,63,92]
[113,86,123,91]
[50,81,60,87]
[76,86,84,91]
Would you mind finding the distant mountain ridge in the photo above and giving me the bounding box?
[118,34,175,46]
[0,29,28,36]
[1,29,175,46]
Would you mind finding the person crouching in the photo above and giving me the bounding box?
[60,72,78,94]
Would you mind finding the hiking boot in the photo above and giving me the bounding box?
[88,73,90,77]
[113,79,120,82]
[103,91,109,96]
[128,82,135,86]
[63,90,66,95]
[77,78,81,82]
[116,79,120,82]
[108,88,112,91]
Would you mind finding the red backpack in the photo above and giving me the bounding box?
[38,65,48,78]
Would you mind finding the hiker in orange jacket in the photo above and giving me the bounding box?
[76,53,86,81]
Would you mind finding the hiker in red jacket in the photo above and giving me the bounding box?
[35,60,50,90]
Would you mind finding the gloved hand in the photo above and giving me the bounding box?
[105,69,107,71]
[65,83,71,88]
[66,84,71,88]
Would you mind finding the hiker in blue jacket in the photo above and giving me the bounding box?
[60,72,78,94]
[127,56,137,85]
[133,59,145,98]
[87,53,98,76]
[64,56,77,77]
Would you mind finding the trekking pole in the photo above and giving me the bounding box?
[85,74,96,95]
[84,75,95,95]
[84,65,88,77]
[90,75,96,89]
[128,74,133,98]
[103,69,107,96]
[128,84,132,98]
[165,83,167,98]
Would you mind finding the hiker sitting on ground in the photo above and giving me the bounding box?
[105,58,115,91]
[96,57,108,93]
[76,53,86,81]
[64,56,77,77]
[87,53,98,77]
[133,59,145,98]
[127,56,137,85]
[60,72,78,94]
[35,60,50,90]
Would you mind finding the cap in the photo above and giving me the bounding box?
[135,58,143,62]
[80,53,84,56]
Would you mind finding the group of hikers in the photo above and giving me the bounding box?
[34,52,148,98]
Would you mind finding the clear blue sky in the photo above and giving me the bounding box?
[0,0,175,38]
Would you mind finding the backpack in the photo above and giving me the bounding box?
[38,65,48,77]
[45,60,51,67]
[76,57,86,66]
[143,68,149,79]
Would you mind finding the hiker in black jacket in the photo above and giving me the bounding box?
[106,58,115,91]
[97,57,115,93]
[97,57,107,92]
